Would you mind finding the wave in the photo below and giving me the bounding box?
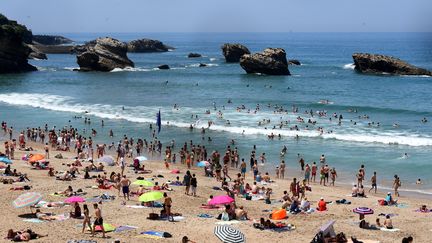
[35,66,57,72]
[110,67,156,72]
[1,92,432,147]
[343,63,355,70]
[187,63,219,67]
[209,58,217,62]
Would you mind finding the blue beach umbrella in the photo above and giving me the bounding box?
[197,161,209,167]
[0,157,12,164]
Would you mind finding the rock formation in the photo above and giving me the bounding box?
[0,14,37,73]
[127,38,170,52]
[240,48,290,75]
[352,53,432,76]
[32,35,73,45]
[27,44,47,60]
[221,43,250,62]
[188,53,201,58]
[199,63,207,67]
[288,59,301,65]
[158,64,170,70]
[76,37,134,71]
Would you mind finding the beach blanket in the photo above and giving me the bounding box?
[67,240,97,243]
[114,225,138,233]
[23,219,44,223]
[380,227,400,232]
[140,231,172,238]
[414,209,432,213]
[215,220,241,225]
[126,205,149,209]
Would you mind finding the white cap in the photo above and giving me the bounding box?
[320,197,324,200]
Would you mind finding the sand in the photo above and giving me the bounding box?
[1,141,431,243]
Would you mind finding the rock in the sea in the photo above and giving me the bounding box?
[221,43,250,62]
[32,35,73,45]
[188,53,201,58]
[0,14,37,73]
[199,63,207,67]
[288,59,301,65]
[240,48,290,75]
[76,37,134,72]
[352,53,432,76]
[127,38,170,52]
[27,44,47,60]
[158,64,170,70]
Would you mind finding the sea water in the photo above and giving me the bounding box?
[0,32,431,196]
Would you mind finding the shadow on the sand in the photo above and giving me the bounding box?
[18,213,36,219]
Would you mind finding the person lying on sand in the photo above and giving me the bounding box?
[35,209,57,221]
[7,229,46,242]
[57,185,74,196]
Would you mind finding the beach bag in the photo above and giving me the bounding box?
[245,195,252,200]
[271,209,287,220]
[147,213,159,220]
[221,212,229,221]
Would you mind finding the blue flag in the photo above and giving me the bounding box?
[156,110,161,133]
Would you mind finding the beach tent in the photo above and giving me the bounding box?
[214,225,245,243]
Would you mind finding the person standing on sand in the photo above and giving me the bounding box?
[92,203,105,238]
[190,174,197,197]
[279,160,285,179]
[311,162,317,183]
[330,167,337,186]
[393,175,401,197]
[304,164,311,184]
[120,157,126,177]
[240,159,247,178]
[82,204,92,233]
[319,166,326,186]
[44,143,49,159]
[164,192,173,222]
[356,170,363,187]
[369,171,377,193]
[120,175,131,200]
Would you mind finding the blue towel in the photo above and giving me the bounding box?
[197,213,213,218]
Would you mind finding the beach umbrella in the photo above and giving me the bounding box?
[28,154,45,163]
[0,156,12,164]
[139,191,164,202]
[12,192,43,208]
[64,196,85,204]
[132,180,154,187]
[135,156,148,163]
[208,195,234,206]
[214,225,245,243]
[97,155,115,166]
[197,161,209,167]
[353,207,374,215]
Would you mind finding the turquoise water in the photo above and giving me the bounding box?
[0,33,431,195]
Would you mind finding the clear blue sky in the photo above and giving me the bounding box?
[1,0,431,33]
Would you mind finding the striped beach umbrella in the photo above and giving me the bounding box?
[12,192,43,208]
[214,225,245,243]
[353,207,374,215]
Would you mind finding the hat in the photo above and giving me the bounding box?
[320,197,324,200]
[387,192,391,195]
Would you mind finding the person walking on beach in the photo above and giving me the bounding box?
[164,192,173,222]
[240,159,247,178]
[82,204,92,233]
[120,175,131,200]
[356,170,363,187]
[304,164,311,184]
[369,171,377,193]
[330,167,337,186]
[183,171,191,195]
[91,203,105,238]
[319,166,326,186]
[393,175,401,197]
[299,157,305,171]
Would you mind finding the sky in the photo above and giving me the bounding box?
[1,0,431,33]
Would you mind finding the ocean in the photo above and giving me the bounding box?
[0,32,431,196]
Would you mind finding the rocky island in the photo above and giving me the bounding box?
[352,53,432,76]
[76,37,134,71]
[221,43,250,62]
[240,48,290,75]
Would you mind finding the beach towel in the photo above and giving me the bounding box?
[414,209,432,213]
[380,227,400,232]
[140,231,172,238]
[159,216,185,221]
[114,225,138,233]
[126,205,149,209]
[67,240,97,243]
[23,219,44,223]
[215,220,240,225]
[197,213,213,218]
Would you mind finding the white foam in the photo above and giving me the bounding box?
[64,67,78,71]
[110,67,153,72]
[209,58,217,62]
[1,92,432,147]
[343,63,355,70]
[35,66,57,72]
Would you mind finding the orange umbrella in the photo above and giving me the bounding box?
[28,154,45,163]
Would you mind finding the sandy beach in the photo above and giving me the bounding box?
[1,139,430,243]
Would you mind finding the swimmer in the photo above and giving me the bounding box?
[416,179,422,185]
